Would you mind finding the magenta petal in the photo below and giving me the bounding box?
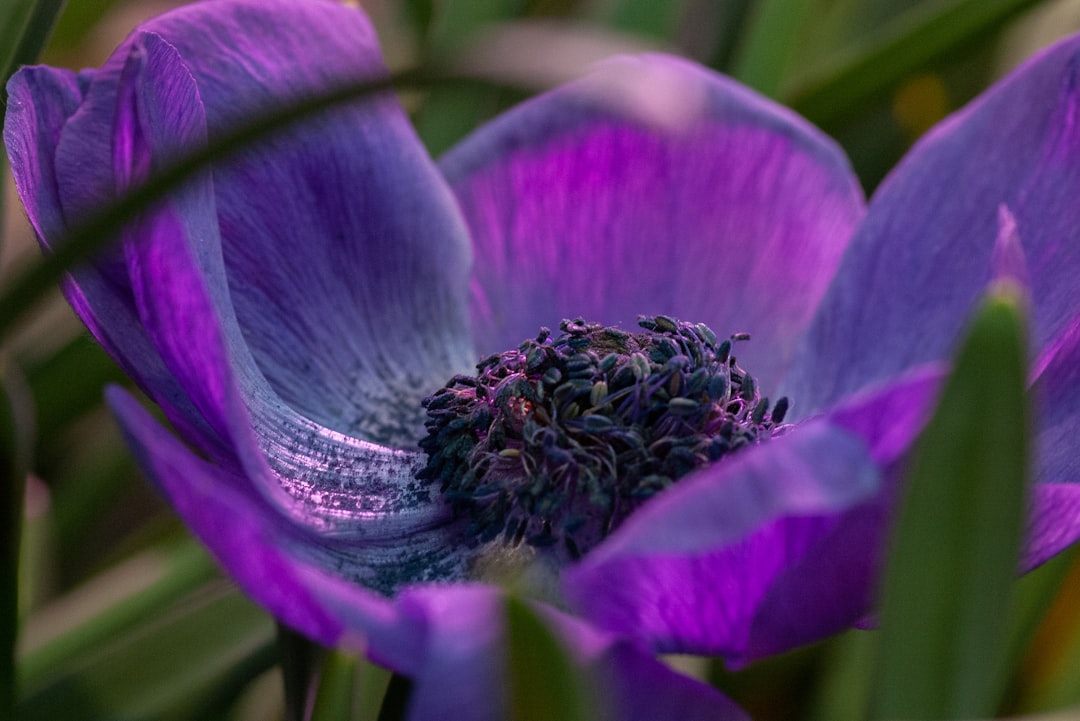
[788,33,1080,413]
[563,420,879,661]
[442,54,864,389]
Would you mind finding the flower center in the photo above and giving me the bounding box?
[417,316,790,560]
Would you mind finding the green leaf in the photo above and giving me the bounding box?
[587,0,687,43]
[870,287,1030,721]
[427,0,524,50]
[730,0,816,97]
[505,596,593,721]
[415,84,513,157]
[42,0,123,53]
[403,0,435,46]
[0,0,66,93]
[355,658,392,721]
[809,629,876,721]
[412,0,523,155]
[18,539,218,684]
[788,0,1046,125]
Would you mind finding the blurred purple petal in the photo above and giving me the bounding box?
[391,586,749,721]
[442,54,864,389]
[593,641,749,721]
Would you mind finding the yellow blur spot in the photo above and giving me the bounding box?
[892,73,950,140]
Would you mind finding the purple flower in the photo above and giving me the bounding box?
[6,0,1080,717]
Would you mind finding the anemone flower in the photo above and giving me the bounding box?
[7,0,1080,718]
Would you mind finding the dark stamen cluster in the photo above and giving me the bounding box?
[417,316,790,559]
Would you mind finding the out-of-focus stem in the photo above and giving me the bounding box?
[0,359,33,718]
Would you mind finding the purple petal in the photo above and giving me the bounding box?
[107,386,375,646]
[1032,312,1080,489]
[103,31,464,549]
[592,640,749,721]
[1025,484,1080,571]
[441,54,864,390]
[742,500,884,661]
[109,386,745,720]
[3,66,86,243]
[44,0,475,446]
[396,586,749,721]
[1027,313,1080,566]
[107,386,469,628]
[113,32,242,451]
[826,309,1080,576]
[563,420,880,662]
[5,62,231,459]
[827,364,946,467]
[787,33,1080,414]
[534,605,750,721]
